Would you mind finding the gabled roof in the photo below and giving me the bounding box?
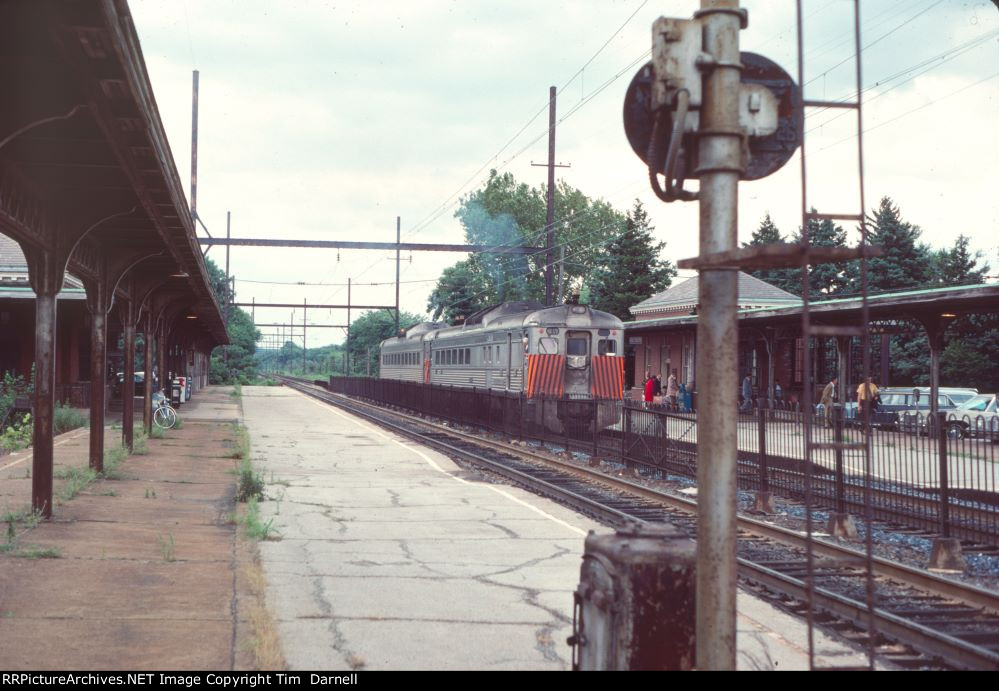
[0,235,82,290]
[630,272,800,317]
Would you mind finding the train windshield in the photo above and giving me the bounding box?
[566,337,588,356]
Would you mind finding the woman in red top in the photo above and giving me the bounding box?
[644,375,655,407]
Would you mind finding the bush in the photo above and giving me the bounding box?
[1,413,32,452]
[53,402,88,435]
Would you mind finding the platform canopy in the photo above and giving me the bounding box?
[0,0,226,345]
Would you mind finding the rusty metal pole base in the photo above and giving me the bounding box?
[826,512,859,539]
[751,490,776,515]
[928,537,966,573]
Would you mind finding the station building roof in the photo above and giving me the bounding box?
[629,272,800,319]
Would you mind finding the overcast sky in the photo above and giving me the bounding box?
[129,0,999,348]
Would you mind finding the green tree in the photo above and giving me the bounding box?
[427,170,627,320]
[345,309,424,377]
[426,259,491,323]
[204,257,261,384]
[792,214,853,297]
[865,197,932,293]
[933,235,989,286]
[742,213,799,294]
[587,200,676,321]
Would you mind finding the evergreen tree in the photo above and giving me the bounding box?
[865,197,932,293]
[791,214,853,297]
[587,200,676,321]
[933,235,989,286]
[742,214,799,294]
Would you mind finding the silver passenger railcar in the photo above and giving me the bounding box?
[380,301,625,430]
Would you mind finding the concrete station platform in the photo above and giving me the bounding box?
[0,387,253,670]
[244,386,876,671]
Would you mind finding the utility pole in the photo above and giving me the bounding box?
[347,277,352,375]
[531,86,570,306]
[694,0,743,671]
[302,299,307,374]
[224,210,230,364]
[395,217,401,334]
[190,70,198,224]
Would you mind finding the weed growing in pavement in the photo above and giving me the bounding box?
[144,488,157,499]
[101,443,128,480]
[173,418,184,430]
[0,506,58,559]
[229,424,251,460]
[0,544,61,559]
[132,429,149,455]
[57,466,98,501]
[242,497,277,541]
[230,383,242,401]
[150,424,165,440]
[158,533,176,562]
[236,461,265,503]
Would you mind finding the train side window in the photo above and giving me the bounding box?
[598,339,617,356]
[538,337,558,354]
[465,348,470,363]
[495,345,500,361]
[458,349,464,365]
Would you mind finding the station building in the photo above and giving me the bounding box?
[623,272,999,406]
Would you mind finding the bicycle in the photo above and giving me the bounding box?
[152,390,178,429]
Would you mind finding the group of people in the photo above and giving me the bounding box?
[820,376,880,426]
[642,371,686,410]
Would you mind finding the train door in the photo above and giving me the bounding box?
[424,341,431,384]
[506,333,513,390]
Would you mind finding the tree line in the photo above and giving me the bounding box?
[744,197,996,390]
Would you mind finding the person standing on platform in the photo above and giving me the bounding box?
[644,374,655,408]
[740,375,753,413]
[821,377,837,427]
[666,373,679,410]
[857,377,879,421]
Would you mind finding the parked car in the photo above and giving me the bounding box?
[945,394,999,441]
[843,387,959,430]
[116,372,145,397]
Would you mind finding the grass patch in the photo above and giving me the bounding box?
[101,443,129,480]
[0,543,61,559]
[158,533,176,562]
[242,497,277,540]
[241,558,287,669]
[132,429,149,456]
[230,424,251,460]
[57,466,98,501]
[1,506,57,559]
[231,383,243,400]
[150,424,165,440]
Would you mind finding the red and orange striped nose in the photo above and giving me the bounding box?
[591,356,624,400]
[526,354,565,398]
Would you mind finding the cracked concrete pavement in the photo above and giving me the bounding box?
[243,386,599,670]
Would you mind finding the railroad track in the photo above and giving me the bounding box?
[276,376,999,670]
